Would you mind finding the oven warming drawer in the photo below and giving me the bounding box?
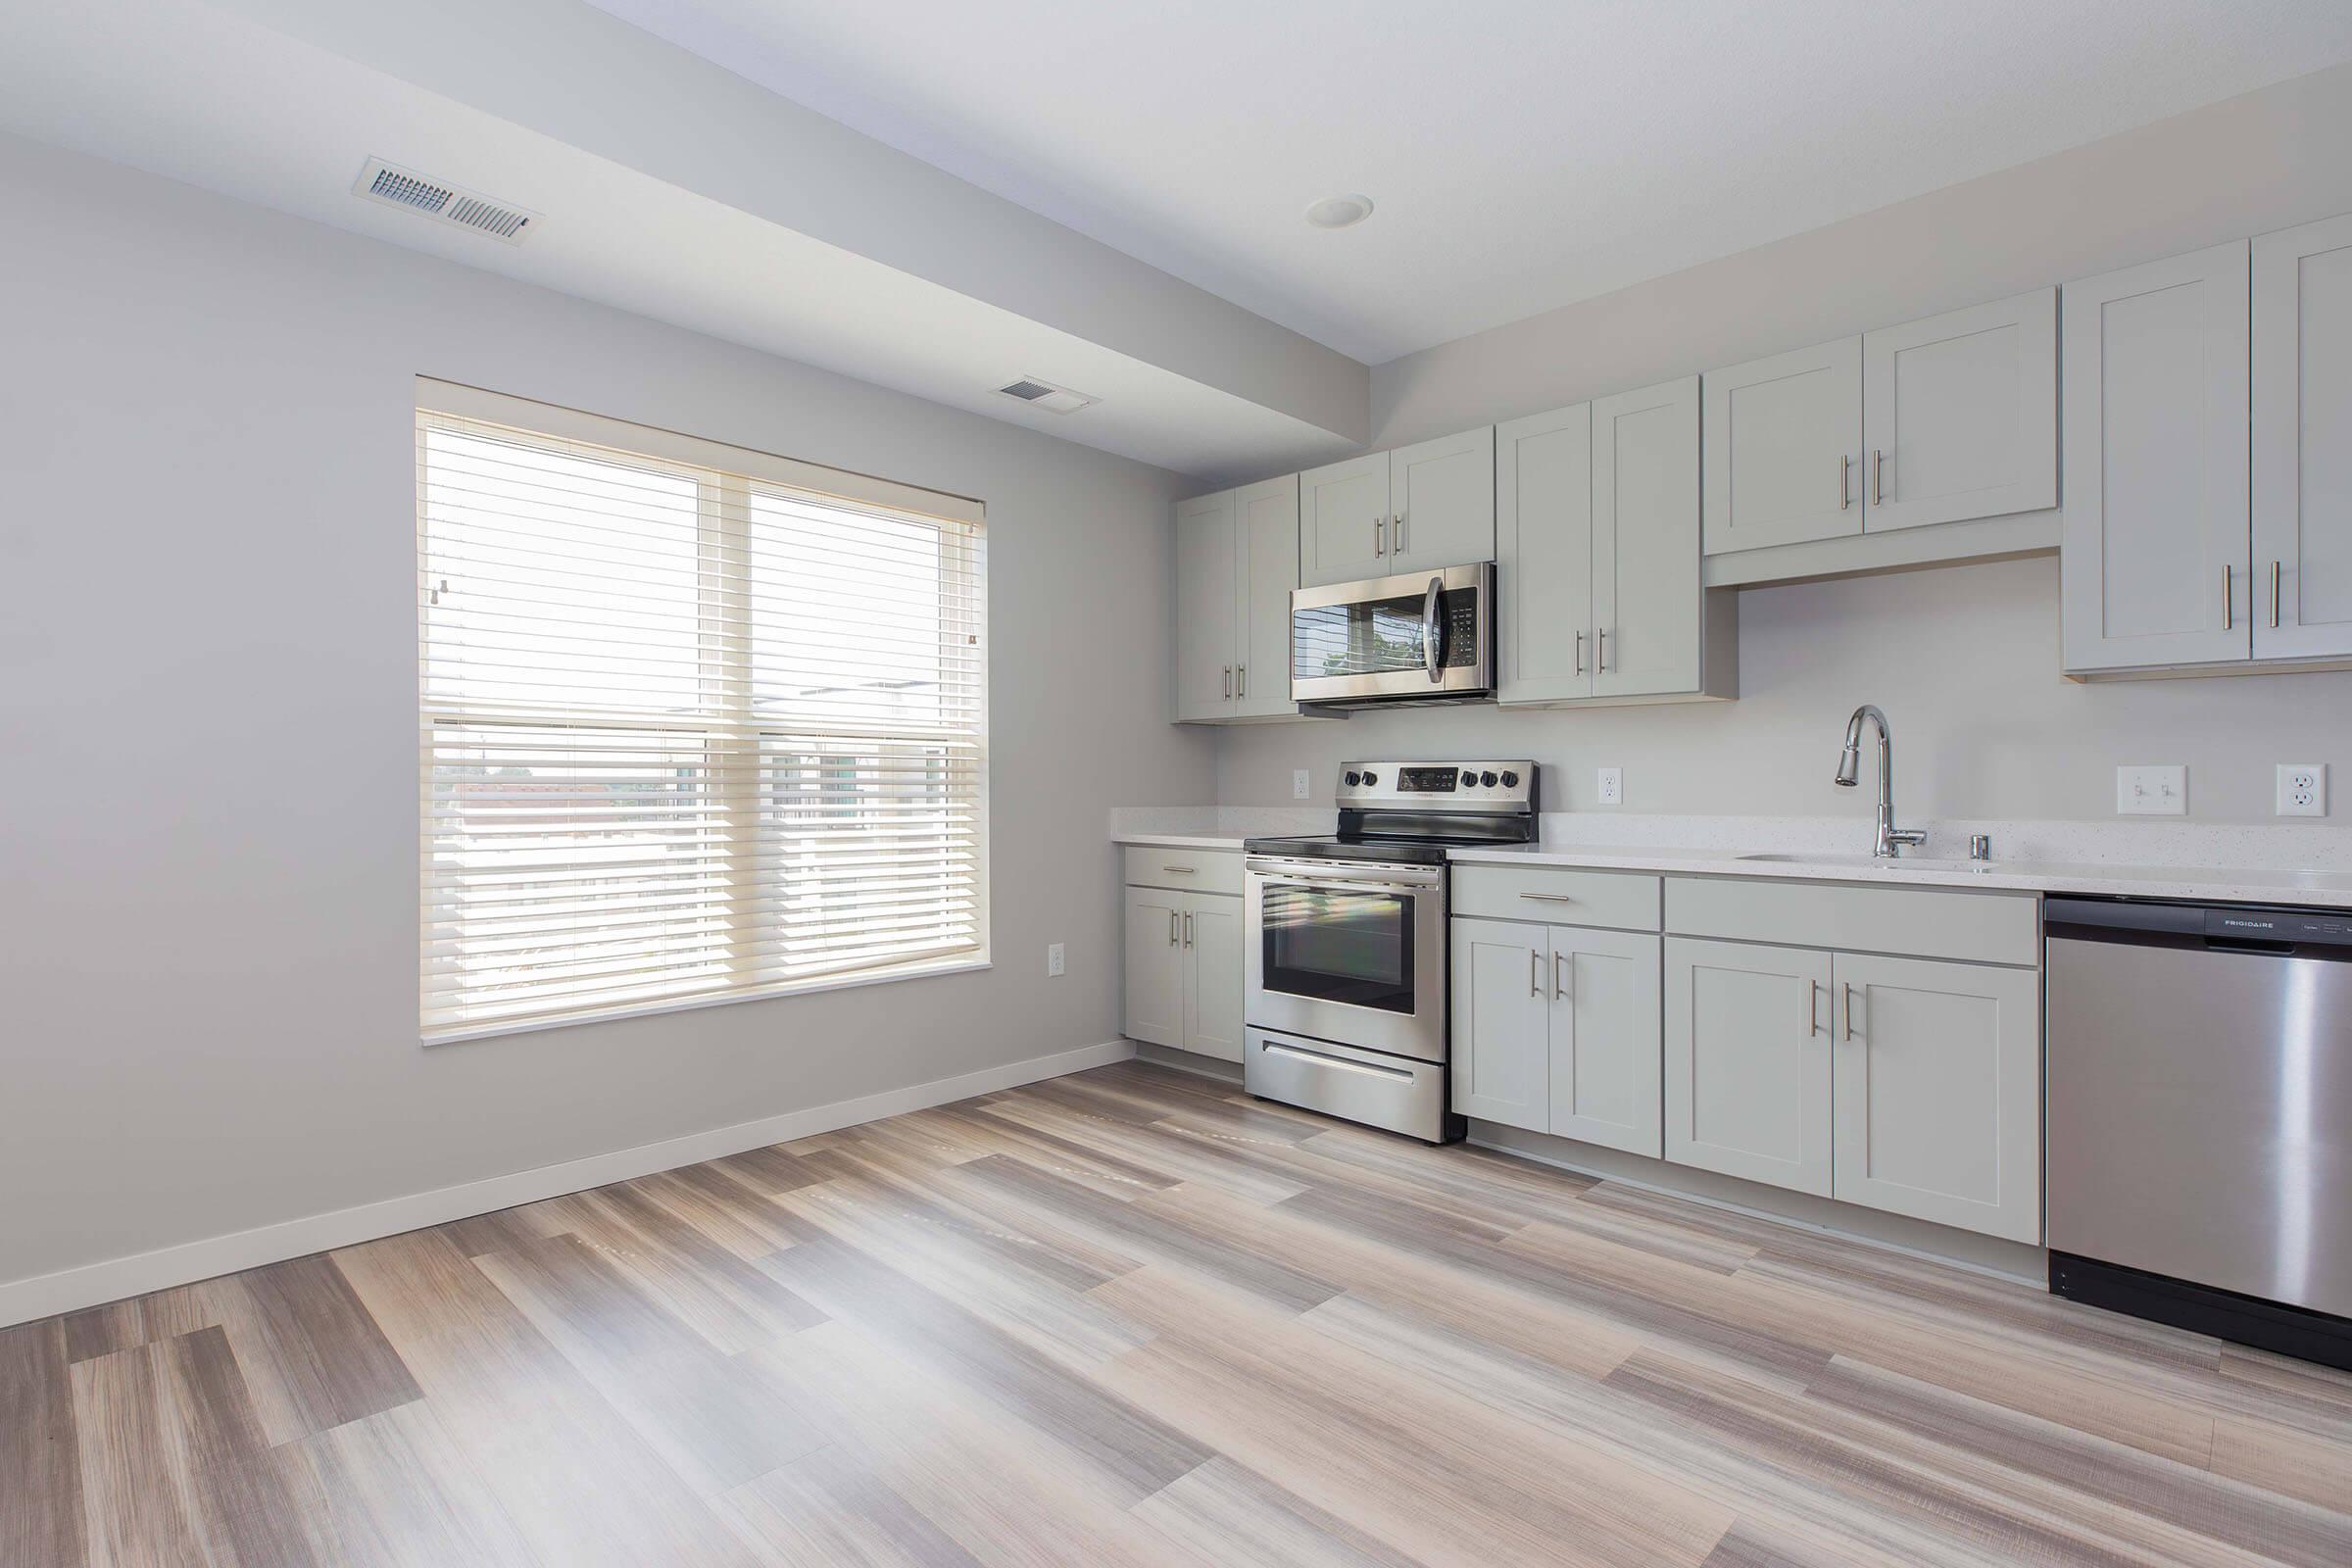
[1244,1027,1456,1144]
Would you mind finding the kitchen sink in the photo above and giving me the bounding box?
[1738,853,1997,873]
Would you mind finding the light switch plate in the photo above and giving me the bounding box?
[1597,767,1624,807]
[1046,943,1064,977]
[2116,764,2186,815]
[1292,769,1311,800]
[2278,763,2328,816]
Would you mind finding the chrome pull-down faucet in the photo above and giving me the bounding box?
[1836,705,1928,858]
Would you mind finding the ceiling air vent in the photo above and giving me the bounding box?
[994,376,1096,415]
[352,158,541,245]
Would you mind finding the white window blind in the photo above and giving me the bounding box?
[417,387,987,1039]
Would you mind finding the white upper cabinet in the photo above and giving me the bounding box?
[1703,336,1863,555]
[1298,452,1392,587]
[2254,212,2352,662]
[1495,403,1594,703]
[1233,475,1301,715]
[1173,489,1239,720]
[2061,242,2252,673]
[1592,377,1707,700]
[1861,288,2057,534]
[1498,381,1732,708]
[1300,427,1495,588]
[1388,425,1495,576]
[1173,479,1306,722]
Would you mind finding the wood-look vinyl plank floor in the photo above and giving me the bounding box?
[6,1056,2348,1566]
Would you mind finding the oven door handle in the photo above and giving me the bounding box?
[1252,876,1432,899]
[1245,857,1443,887]
[1422,575,1444,683]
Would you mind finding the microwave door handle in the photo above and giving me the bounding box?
[1422,576,1443,683]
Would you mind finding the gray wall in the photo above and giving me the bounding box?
[0,132,1213,1291]
[1218,64,2352,823]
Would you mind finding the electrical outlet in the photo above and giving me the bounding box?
[1046,943,1064,977]
[1292,769,1311,800]
[1597,767,1624,807]
[2116,764,2187,815]
[2278,763,2328,816]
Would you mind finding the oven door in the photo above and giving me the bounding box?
[1290,563,1493,705]
[1244,857,1446,1062]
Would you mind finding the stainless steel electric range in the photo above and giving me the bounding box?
[1241,760,1538,1143]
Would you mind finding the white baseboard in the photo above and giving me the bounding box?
[0,1038,1135,1331]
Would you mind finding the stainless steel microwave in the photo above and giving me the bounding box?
[1289,563,1494,708]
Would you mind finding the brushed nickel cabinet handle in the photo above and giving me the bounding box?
[2272,560,2282,628]
[1518,892,1581,904]
[1223,665,1233,700]
[1373,516,1384,557]
[1807,979,1820,1037]
[1839,453,1851,511]
[1237,663,1247,697]
[1184,911,1194,949]
[2223,564,2234,630]
[1596,628,1608,673]
[1168,910,1178,945]
[1844,982,1858,1042]
[1396,512,1407,553]
[1553,951,1568,1001]
[1530,949,1542,997]
[1162,865,1196,874]
[1575,629,1585,675]
[1872,448,1885,506]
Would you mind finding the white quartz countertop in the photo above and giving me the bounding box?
[1443,842,2352,907]
[1108,810,2352,908]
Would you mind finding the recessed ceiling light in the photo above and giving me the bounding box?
[1303,194,1375,230]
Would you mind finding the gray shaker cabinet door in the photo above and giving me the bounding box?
[1495,403,1594,704]
[1173,489,1238,719]
[1862,288,2057,534]
[1548,927,1664,1158]
[2061,241,2251,672]
[1389,425,1496,575]
[1593,376,1702,699]
[2253,213,2352,662]
[1450,917,1550,1130]
[1830,953,2041,1244]
[1703,336,1862,556]
[1298,453,1391,588]
[1233,474,1301,714]
[1664,937,1833,1197]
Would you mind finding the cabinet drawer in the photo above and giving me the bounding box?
[1665,876,2035,967]
[1452,864,1662,931]
[1122,846,1243,896]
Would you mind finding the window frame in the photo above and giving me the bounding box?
[416,378,990,1043]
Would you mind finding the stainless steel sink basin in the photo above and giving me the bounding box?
[1738,853,1997,873]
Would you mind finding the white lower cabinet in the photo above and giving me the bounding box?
[1451,918,1551,1128]
[1664,937,1834,1197]
[1829,952,2041,1244]
[1123,883,1244,1061]
[1663,914,2043,1244]
[1548,926,1665,1156]
[1452,916,1663,1156]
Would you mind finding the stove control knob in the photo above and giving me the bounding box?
[1500,769,1520,788]
[1480,770,1498,787]
[1460,770,1477,787]
[1359,770,1378,786]
[1344,770,1362,786]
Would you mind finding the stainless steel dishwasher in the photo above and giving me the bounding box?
[2046,897,2352,1370]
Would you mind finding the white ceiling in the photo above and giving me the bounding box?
[588,0,2352,364]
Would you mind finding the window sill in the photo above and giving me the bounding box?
[421,955,993,1047]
